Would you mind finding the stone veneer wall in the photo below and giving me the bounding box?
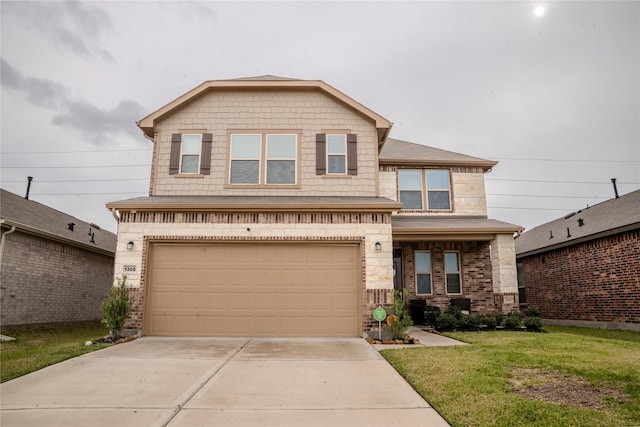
[520,229,640,328]
[0,231,114,327]
[114,212,395,333]
[396,241,497,314]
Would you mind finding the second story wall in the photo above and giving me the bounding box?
[150,89,380,197]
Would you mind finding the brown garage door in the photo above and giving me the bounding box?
[144,242,361,337]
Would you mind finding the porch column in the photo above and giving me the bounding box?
[490,233,519,313]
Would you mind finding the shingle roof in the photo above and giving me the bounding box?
[379,138,497,170]
[515,189,640,257]
[392,216,522,240]
[1,189,116,255]
[106,195,403,212]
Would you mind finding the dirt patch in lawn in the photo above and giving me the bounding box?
[508,367,629,410]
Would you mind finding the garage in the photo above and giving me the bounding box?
[143,242,362,337]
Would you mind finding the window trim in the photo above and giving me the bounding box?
[398,168,452,211]
[227,131,301,188]
[444,250,462,295]
[415,250,433,295]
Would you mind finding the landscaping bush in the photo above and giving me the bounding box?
[526,305,542,317]
[480,315,497,330]
[386,290,413,339]
[495,314,504,327]
[445,304,463,320]
[458,315,481,331]
[524,316,543,332]
[504,312,523,330]
[424,305,441,327]
[101,276,133,339]
[436,313,459,331]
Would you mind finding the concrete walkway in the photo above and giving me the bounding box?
[370,326,468,350]
[1,337,450,426]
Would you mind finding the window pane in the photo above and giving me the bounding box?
[426,170,450,190]
[328,155,345,173]
[181,155,199,173]
[417,274,432,294]
[428,191,451,210]
[267,160,295,184]
[231,135,260,158]
[398,169,422,190]
[182,135,201,154]
[327,135,346,153]
[230,160,259,183]
[267,135,296,157]
[446,274,461,294]
[445,252,459,272]
[400,191,423,209]
[415,252,431,272]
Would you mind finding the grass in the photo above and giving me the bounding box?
[382,325,640,427]
[0,322,111,383]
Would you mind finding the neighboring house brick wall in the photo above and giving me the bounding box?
[397,241,497,314]
[0,231,114,327]
[520,229,640,326]
[152,90,379,197]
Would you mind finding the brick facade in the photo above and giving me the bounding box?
[395,241,502,315]
[520,229,640,327]
[0,231,114,327]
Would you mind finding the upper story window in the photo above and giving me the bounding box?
[169,133,212,175]
[316,133,358,176]
[229,133,297,185]
[398,169,451,210]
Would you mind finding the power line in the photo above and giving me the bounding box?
[30,192,147,196]
[2,178,149,183]
[487,193,609,199]
[487,178,640,185]
[488,206,579,211]
[1,148,152,154]
[487,157,638,163]
[2,165,151,169]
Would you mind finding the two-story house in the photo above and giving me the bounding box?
[106,76,522,337]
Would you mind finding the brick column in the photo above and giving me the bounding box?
[491,233,519,314]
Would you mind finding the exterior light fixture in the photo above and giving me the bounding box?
[126,241,134,250]
[374,242,382,251]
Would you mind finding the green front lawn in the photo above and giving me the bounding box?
[0,322,111,383]
[382,326,640,427]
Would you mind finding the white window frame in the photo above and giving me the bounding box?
[326,134,347,175]
[229,132,298,186]
[398,168,452,211]
[179,134,202,174]
[415,251,432,295]
[265,134,297,184]
[444,251,462,295]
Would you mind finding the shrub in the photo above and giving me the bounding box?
[526,305,542,318]
[495,314,505,327]
[480,315,497,330]
[504,312,523,330]
[446,304,463,320]
[386,290,413,340]
[524,316,542,332]
[436,313,459,331]
[458,315,481,331]
[424,306,441,327]
[101,276,133,339]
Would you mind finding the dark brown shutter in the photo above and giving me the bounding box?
[169,134,182,175]
[200,133,213,175]
[316,133,326,175]
[347,134,358,175]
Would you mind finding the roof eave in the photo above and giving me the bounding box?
[106,201,404,213]
[380,158,498,170]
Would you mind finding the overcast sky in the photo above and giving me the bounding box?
[1,1,638,234]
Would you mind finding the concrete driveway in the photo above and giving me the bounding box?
[1,337,449,426]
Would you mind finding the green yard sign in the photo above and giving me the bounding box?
[373,306,387,322]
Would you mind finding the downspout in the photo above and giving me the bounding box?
[0,220,17,273]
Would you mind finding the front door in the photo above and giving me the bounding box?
[393,248,404,296]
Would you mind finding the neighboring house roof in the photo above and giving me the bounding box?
[1,189,116,256]
[392,216,523,241]
[379,138,497,170]
[515,189,640,257]
[107,195,403,213]
[137,76,392,144]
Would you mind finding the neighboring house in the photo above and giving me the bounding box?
[515,189,640,331]
[0,188,116,327]
[106,76,522,338]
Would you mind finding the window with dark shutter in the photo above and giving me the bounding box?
[316,133,326,175]
[347,133,357,175]
[200,133,213,175]
[169,133,182,175]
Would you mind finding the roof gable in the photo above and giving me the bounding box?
[379,138,497,170]
[515,189,640,256]
[137,77,392,144]
[1,189,116,255]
